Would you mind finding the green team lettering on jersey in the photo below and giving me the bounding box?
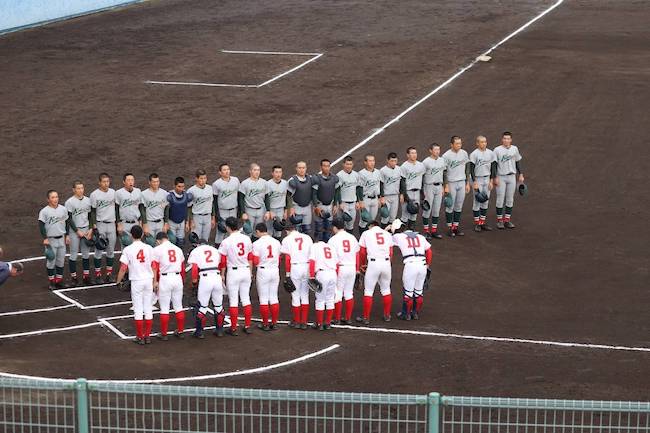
[246,188,265,198]
[95,199,113,209]
[448,160,464,169]
[220,190,236,199]
[120,198,139,208]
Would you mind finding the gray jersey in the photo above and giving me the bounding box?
[38,205,68,237]
[187,184,214,214]
[90,188,116,222]
[494,145,522,175]
[64,196,91,229]
[239,178,268,209]
[400,161,425,190]
[287,175,314,207]
[336,170,359,202]
[312,173,338,205]
[115,187,143,222]
[380,165,402,195]
[443,149,470,182]
[469,148,496,177]
[141,188,168,221]
[422,157,446,185]
[267,179,288,209]
[212,177,240,210]
[358,169,382,197]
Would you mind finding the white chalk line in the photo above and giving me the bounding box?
[0,344,340,384]
[0,304,75,317]
[8,250,122,265]
[0,322,103,339]
[145,50,323,88]
[330,0,565,166]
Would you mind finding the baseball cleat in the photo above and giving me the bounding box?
[173,330,185,339]
[411,312,420,320]
[192,331,205,339]
[455,229,465,236]
[431,232,443,239]
[355,316,370,325]
[331,319,340,325]
[481,224,493,231]
[504,221,516,229]
[287,321,298,329]
[312,323,325,331]
[496,221,505,229]
[242,326,253,334]
[269,323,278,331]
[144,337,152,344]
[48,282,57,291]
[324,324,332,330]
[473,225,482,232]
[225,328,239,336]
[105,274,116,284]
[133,337,145,345]
[68,279,78,288]
[55,282,68,290]
[83,276,91,285]
[447,229,455,237]
[396,312,411,321]
[383,314,391,322]
[257,323,271,332]
[339,319,351,325]
[213,328,224,337]
[299,323,308,330]
[157,334,168,341]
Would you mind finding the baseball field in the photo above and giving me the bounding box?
[0,0,648,403]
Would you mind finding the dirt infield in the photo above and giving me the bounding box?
[1,0,649,400]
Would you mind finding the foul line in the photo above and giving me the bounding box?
[330,0,564,166]
[9,250,122,265]
[0,322,102,339]
[0,344,340,383]
[0,304,74,317]
[145,50,323,88]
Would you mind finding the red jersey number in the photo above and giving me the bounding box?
[375,233,385,245]
[342,239,351,253]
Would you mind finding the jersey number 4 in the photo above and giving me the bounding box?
[136,249,145,263]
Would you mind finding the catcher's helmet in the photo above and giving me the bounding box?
[188,231,200,246]
[242,220,253,235]
[360,208,372,222]
[421,200,431,211]
[119,231,133,247]
[379,204,389,219]
[518,183,528,196]
[474,190,489,203]
[143,234,156,247]
[342,212,353,222]
[272,217,286,232]
[406,200,420,215]
[443,194,454,208]
[44,245,55,261]
[319,209,331,220]
[289,214,303,225]
[166,230,177,245]
[217,217,227,233]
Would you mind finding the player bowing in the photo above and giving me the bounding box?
[251,223,282,331]
[281,220,314,330]
[328,218,360,324]
[309,239,339,330]
[357,220,394,324]
[152,232,186,340]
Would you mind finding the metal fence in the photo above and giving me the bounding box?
[1,377,649,433]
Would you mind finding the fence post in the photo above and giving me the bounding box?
[76,378,90,433]
[428,392,440,433]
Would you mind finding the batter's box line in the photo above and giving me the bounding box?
[145,49,323,88]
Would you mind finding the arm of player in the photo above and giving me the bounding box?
[283,254,291,277]
[238,192,247,219]
[425,247,432,266]
[151,261,160,292]
[116,263,128,285]
[38,220,48,245]
[355,186,364,209]
[516,161,524,182]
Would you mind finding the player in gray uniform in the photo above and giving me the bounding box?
[335,156,361,232]
[422,143,447,239]
[141,173,168,237]
[38,190,69,290]
[312,159,339,241]
[443,136,471,237]
[400,147,425,230]
[187,169,215,242]
[287,161,314,235]
[493,131,525,229]
[469,136,497,232]
[212,163,240,246]
[90,173,117,283]
[357,154,384,234]
[379,152,402,227]
[266,165,289,239]
[116,173,144,241]
[64,181,93,286]
[239,163,269,240]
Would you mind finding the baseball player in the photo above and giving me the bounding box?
[90,173,117,283]
[251,223,282,331]
[309,239,339,330]
[239,163,269,241]
[142,173,168,238]
[379,152,402,227]
[0,247,24,286]
[116,225,155,345]
[328,218,360,324]
[494,131,525,229]
[166,177,192,248]
[64,180,93,286]
[280,220,313,330]
[152,232,186,340]
[390,220,432,320]
[400,147,425,230]
[358,154,384,235]
[287,161,314,235]
[443,136,471,237]
[212,163,240,246]
[187,169,215,243]
[116,173,144,240]
[312,159,339,242]
[187,237,226,338]
[38,190,69,290]
[422,143,446,239]
[356,220,394,324]
[219,217,254,335]
[469,136,497,232]
[335,156,361,232]
[266,165,289,240]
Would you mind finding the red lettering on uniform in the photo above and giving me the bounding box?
[406,236,421,248]
[237,242,246,256]
[324,246,332,259]
[342,239,351,253]
[375,233,385,245]
[168,249,177,263]
[136,249,145,263]
[295,237,303,250]
[204,250,213,263]
[267,244,274,259]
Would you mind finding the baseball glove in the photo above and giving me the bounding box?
[307,278,323,293]
[423,268,432,292]
[354,272,363,291]
[283,278,296,293]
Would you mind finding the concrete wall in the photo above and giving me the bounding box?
[0,0,144,33]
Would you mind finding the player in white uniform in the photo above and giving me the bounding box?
[357,220,394,324]
[152,232,186,340]
[219,217,254,335]
[309,240,339,330]
[187,238,226,338]
[328,218,360,324]
[116,225,155,345]
[280,221,313,330]
[251,223,282,331]
[390,220,432,320]
[494,131,525,229]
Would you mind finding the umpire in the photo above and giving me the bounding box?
[0,247,24,286]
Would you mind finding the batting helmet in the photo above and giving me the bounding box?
[406,200,420,215]
[319,209,331,220]
[379,204,389,219]
[307,278,323,293]
[188,231,200,246]
[342,212,353,222]
[289,214,303,225]
[518,183,528,196]
[143,234,156,247]
[93,232,108,251]
[272,217,286,232]
[119,231,133,247]
[283,278,296,293]
[360,208,372,222]
[166,230,177,245]
[44,245,55,261]
[422,200,431,211]
[443,194,454,209]
[217,217,227,233]
[474,190,489,203]
[242,220,253,235]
